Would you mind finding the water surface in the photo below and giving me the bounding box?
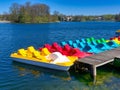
[0,22,120,90]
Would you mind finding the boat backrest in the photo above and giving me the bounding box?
[83,45,92,51]
[75,39,80,44]
[91,40,97,46]
[61,41,67,46]
[81,38,86,43]
[96,39,102,44]
[63,44,71,51]
[100,38,106,43]
[86,38,91,43]
[68,40,73,46]
[96,43,104,48]
[73,43,78,48]
[90,37,95,41]
[79,42,85,48]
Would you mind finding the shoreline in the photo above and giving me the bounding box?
[0,20,11,23]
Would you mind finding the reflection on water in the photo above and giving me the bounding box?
[12,61,71,81]
[72,64,120,86]
[12,61,120,86]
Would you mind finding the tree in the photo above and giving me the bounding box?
[115,13,120,22]
[9,2,52,23]
[9,3,20,22]
[103,14,115,21]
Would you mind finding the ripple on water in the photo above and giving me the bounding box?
[0,22,120,90]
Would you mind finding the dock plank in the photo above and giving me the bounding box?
[99,50,120,58]
[78,57,103,65]
[113,47,120,51]
[88,54,113,61]
[77,47,120,77]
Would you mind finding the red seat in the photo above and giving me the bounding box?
[62,44,71,51]
[51,42,63,53]
[39,43,93,58]
[44,44,55,52]
[118,36,120,41]
[110,38,113,40]
[61,44,72,56]
[71,48,92,58]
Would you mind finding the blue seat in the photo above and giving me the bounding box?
[79,42,85,48]
[80,41,102,53]
[75,40,80,44]
[91,40,98,46]
[93,39,113,50]
[68,40,73,46]
[96,43,107,50]
[87,42,103,53]
[72,43,78,48]
[82,45,92,52]
[102,42,113,50]
[107,41,120,48]
[96,42,113,50]
[61,41,67,46]
[86,41,91,45]
[82,44,103,54]
[73,43,83,50]
[81,38,86,43]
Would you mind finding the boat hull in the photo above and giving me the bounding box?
[12,58,71,71]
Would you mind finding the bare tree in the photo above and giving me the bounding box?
[9,3,20,22]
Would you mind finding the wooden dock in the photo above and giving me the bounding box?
[77,47,120,78]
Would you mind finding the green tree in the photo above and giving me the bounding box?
[9,2,52,23]
[103,14,115,21]
[115,13,120,22]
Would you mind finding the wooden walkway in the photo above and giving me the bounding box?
[77,47,120,78]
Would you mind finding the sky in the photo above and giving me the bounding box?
[0,0,120,15]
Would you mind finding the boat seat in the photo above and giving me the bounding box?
[75,39,80,44]
[107,41,120,48]
[68,40,73,46]
[61,41,67,46]
[81,38,86,43]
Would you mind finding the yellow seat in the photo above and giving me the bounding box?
[33,51,49,62]
[26,51,33,58]
[18,49,27,57]
[106,40,110,42]
[27,46,35,53]
[67,56,78,63]
[113,39,120,44]
[41,48,51,56]
[33,51,42,59]
[56,61,73,66]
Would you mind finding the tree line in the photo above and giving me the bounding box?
[72,14,120,22]
[0,2,59,23]
[0,2,120,23]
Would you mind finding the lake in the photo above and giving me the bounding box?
[0,22,120,90]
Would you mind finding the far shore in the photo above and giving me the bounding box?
[0,20,11,23]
